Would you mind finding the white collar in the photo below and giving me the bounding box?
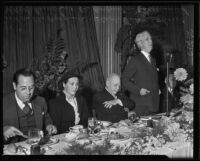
[63,92,80,125]
[141,50,150,58]
[105,87,117,99]
[15,92,32,110]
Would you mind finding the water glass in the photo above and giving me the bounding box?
[88,117,95,128]
[27,128,43,145]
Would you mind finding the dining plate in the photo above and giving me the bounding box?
[101,121,112,127]
[44,137,59,146]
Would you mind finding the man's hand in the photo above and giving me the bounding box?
[128,111,136,118]
[139,88,150,96]
[46,124,57,135]
[3,126,23,140]
[103,99,123,108]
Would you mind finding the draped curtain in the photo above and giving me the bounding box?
[158,5,188,67]
[59,6,105,91]
[3,6,60,95]
[3,6,104,96]
[93,6,122,79]
[181,5,194,67]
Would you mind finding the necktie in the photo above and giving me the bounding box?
[23,102,33,115]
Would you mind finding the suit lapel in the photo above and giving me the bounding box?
[11,94,20,128]
[139,52,157,71]
[139,52,152,69]
[32,100,43,130]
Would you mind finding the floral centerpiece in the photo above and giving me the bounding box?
[173,67,193,142]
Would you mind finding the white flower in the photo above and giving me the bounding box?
[180,94,193,104]
[189,84,193,94]
[184,111,193,124]
[174,68,188,81]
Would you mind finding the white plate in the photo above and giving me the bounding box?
[101,121,112,127]
[45,137,59,146]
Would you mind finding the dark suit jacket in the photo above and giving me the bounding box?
[3,93,53,143]
[122,51,159,116]
[93,89,135,123]
[48,92,89,134]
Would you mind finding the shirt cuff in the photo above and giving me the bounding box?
[117,99,123,106]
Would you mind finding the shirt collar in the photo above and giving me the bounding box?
[15,92,32,110]
[105,87,117,99]
[141,50,150,58]
[63,90,75,101]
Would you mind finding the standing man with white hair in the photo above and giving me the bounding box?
[122,29,160,116]
[93,73,135,123]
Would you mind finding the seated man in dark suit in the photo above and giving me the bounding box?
[160,71,181,113]
[3,68,57,144]
[93,73,135,123]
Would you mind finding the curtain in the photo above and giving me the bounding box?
[3,6,104,97]
[181,5,194,67]
[93,6,122,79]
[159,5,188,67]
[3,6,61,95]
[59,6,105,91]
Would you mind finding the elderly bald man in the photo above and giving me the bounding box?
[93,73,135,123]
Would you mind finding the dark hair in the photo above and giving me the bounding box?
[13,68,35,85]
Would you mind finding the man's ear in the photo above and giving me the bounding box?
[13,82,17,90]
[106,80,110,88]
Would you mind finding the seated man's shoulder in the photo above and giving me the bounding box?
[32,95,46,103]
[3,92,14,100]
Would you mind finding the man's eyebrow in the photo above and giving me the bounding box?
[18,85,35,88]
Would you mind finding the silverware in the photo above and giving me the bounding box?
[20,134,28,139]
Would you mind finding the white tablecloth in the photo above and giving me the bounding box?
[3,118,193,157]
[3,133,193,157]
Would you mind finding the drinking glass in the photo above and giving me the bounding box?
[88,117,95,127]
[27,128,43,145]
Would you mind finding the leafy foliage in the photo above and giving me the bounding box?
[30,29,98,99]
[57,139,114,155]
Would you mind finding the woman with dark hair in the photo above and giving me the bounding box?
[48,71,89,134]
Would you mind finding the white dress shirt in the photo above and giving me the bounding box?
[15,92,32,110]
[141,50,151,63]
[65,95,80,125]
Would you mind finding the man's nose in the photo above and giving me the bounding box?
[26,88,31,94]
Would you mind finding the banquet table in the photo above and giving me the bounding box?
[3,116,193,158]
